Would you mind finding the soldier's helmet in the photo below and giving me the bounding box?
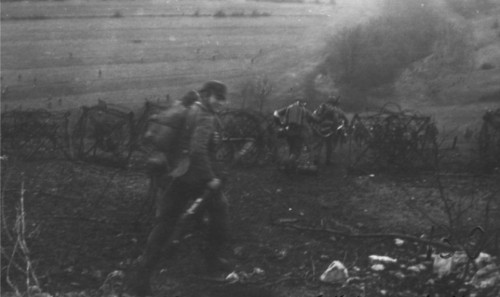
[328,94,341,105]
[199,80,227,101]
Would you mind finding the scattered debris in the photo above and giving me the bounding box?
[432,252,468,278]
[275,248,288,260]
[320,260,349,284]
[469,263,500,290]
[394,238,405,246]
[368,255,397,264]
[225,271,240,284]
[224,267,267,285]
[370,264,385,272]
[407,263,427,273]
[277,218,299,224]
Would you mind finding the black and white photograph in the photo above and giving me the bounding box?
[1,0,499,296]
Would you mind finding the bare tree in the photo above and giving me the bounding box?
[255,75,273,112]
[239,75,274,112]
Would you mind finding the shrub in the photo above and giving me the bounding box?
[320,0,460,93]
[480,62,495,70]
[250,9,271,17]
[213,9,226,18]
[231,11,245,17]
[112,11,123,18]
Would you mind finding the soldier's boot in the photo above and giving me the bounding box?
[203,245,232,277]
[285,154,298,172]
[205,255,232,277]
[129,280,153,297]
[127,263,153,297]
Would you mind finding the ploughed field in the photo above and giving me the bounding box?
[1,149,499,296]
[0,0,344,111]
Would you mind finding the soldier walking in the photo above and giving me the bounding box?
[129,81,231,296]
[313,95,349,165]
[273,100,320,172]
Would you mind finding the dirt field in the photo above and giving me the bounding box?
[2,0,500,296]
[1,145,499,296]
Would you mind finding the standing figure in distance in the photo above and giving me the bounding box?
[273,100,320,172]
[313,95,349,166]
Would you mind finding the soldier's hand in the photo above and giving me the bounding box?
[207,178,222,190]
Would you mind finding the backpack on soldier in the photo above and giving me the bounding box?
[143,91,201,177]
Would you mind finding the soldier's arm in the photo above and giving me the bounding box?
[273,107,287,125]
[273,107,287,118]
[306,108,321,123]
[335,108,349,125]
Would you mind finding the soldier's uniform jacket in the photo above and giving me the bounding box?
[145,92,220,183]
[176,100,219,184]
[314,102,348,124]
[274,101,317,127]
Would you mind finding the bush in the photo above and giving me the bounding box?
[112,11,123,18]
[231,11,245,17]
[480,62,495,70]
[320,0,452,93]
[250,9,271,17]
[213,9,226,18]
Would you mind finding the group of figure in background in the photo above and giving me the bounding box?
[272,95,349,173]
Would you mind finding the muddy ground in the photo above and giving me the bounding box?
[1,146,499,297]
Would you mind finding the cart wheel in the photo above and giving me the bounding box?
[72,105,134,165]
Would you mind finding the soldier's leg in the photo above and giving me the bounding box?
[282,135,297,171]
[130,182,189,295]
[204,190,230,274]
[300,125,319,172]
[309,131,323,166]
[325,136,333,165]
[289,135,302,162]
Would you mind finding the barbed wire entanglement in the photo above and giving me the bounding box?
[1,109,72,160]
[347,103,439,171]
[1,100,494,172]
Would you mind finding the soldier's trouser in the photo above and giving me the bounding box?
[287,135,303,161]
[286,124,316,166]
[135,179,229,284]
[320,136,334,165]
